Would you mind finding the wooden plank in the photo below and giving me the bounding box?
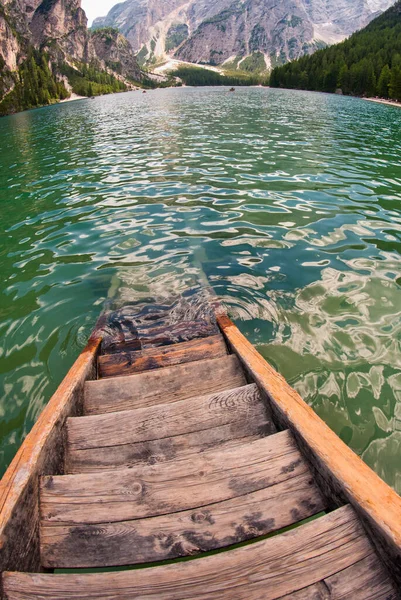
[40,432,307,525]
[324,553,398,599]
[0,329,102,594]
[68,384,269,449]
[5,506,376,599]
[103,319,218,355]
[40,471,326,568]
[277,583,331,599]
[278,554,397,599]
[217,313,401,587]
[84,355,246,415]
[67,384,275,473]
[66,428,264,474]
[98,334,228,378]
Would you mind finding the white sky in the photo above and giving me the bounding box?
[81,0,117,26]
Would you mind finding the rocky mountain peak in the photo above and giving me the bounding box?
[93,0,395,68]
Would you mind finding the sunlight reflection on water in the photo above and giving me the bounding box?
[0,87,401,490]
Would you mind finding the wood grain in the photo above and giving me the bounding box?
[68,384,269,449]
[0,332,101,595]
[5,506,376,599]
[84,354,246,415]
[40,432,307,525]
[67,384,275,472]
[278,554,397,599]
[40,471,326,568]
[98,334,228,378]
[66,428,264,474]
[217,313,401,587]
[324,553,397,599]
[102,319,218,355]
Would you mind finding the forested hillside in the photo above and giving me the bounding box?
[0,1,142,116]
[270,0,401,100]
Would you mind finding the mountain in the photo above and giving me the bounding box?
[0,0,142,115]
[270,0,401,99]
[92,0,394,69]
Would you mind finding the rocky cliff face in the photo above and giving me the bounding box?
[0,0,142,106]
[93,0,395,67]
[90,28,142,80]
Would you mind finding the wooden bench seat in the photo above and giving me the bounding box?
[7,507,396,599]
[85,354,246,415]
[66,384,275,473]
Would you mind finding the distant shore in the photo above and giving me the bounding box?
[59,93,86,104]
[364,97,401,109]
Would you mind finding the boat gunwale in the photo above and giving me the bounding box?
[0,325,103,594]
[217,312,401,588]
[0,305,400,594]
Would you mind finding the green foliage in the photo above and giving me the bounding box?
[250,25,267,53]
[270,0,401,99]
[240,52,267,73]
[389,66,401,100]
[90,27,119,46]
[59,62,127,97]
[136,45,149,67]
[0,49,68,116]
[91,27,119,37]
[172,65,261,86]
[203,3,240,26]
[165,24,189,52]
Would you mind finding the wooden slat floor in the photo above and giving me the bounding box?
[3,308,398,599]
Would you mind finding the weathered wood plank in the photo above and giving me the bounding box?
[67,384,275,472]
[84,355,246,415]
[69,384,269,449]
[278,554,398,599]
[5,506,376,599]
[217,313,401,587]
[40,432,307,525]
[40,471,326,568]
[66,428,264,474]
[98,334,228,378]
[103,319,218,355]
[277,582,331,599]
[324,553,398,599]
[0,332,102,596]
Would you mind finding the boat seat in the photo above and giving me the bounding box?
[85,354,246,415]
[101,318,219,355]
[40,432,326,568]
[65,383,275,473]
[8,506,396,599]
[98,333,228,377]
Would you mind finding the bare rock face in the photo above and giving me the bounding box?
[93,0,394,66]
[30,0,90,61]
[0,0,142,103]
[0,15,20,71]
[91,28,142,81]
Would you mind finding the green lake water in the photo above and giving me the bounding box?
[0,87,401,490]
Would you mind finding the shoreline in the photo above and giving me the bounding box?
[59,93,87,104]
[364,97,401,109]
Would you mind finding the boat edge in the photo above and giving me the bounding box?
[217,313,401,589]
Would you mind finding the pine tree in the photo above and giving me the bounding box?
[377,64,391,97]
[389,66,401,100]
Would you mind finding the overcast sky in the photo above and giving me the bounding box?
[81,0,117,26]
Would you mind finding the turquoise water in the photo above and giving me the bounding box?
[0,87,401,491]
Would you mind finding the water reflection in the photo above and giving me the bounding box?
[0,88,401,492]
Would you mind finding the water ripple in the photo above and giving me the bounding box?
[1,88,401,490]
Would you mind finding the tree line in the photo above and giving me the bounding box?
[172,66,262,87]
[270,0,401,100]
[59,63,127,97]
[0,51,69,116]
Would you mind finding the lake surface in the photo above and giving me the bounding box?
[0,87,401,491]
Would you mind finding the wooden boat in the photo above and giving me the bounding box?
[1,295,401,599]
